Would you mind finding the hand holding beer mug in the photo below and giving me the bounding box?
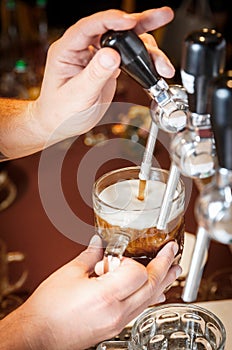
[92,166,185,272]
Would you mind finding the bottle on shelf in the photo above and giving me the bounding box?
[0,59,41,99]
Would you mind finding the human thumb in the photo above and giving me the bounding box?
[73,235,103,274]
[97,47,121,70]
[80,47,121,94]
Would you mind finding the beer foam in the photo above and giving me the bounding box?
[97,179,183,229]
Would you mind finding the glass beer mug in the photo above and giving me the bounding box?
[93,166,185,269]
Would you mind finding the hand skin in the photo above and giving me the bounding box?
[0,7,175,160]
[0,237,182,350]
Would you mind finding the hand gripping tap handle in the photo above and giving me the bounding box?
[182,72,232,302]
[101,30,187,128]
[101,29,159,89]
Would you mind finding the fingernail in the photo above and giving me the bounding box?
[99,52,118,70]
[157,294,166,303]
[172,242,179,256]
[157,241,179,257]
[95,261,104,276]
[175,265,182,279]
[89,234,102,248]
[157,58,175,77]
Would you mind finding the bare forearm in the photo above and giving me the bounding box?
[0,304,55,350]
[0,306,33,350]
[0,98,51,160]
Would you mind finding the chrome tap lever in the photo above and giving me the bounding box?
[101,30,187,132]
[182,226,210,302]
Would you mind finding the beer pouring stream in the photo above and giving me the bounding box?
[100,30,187,271]
[182,71,232,302]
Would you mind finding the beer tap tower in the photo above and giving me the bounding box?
[182,71,232,302]
[156,28,226,233]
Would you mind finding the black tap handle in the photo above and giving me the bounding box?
[181,28,226,114]
[209,71,232,170]
[101,30,159,89]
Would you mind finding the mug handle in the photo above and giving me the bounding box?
[103,233,129,273]
[4,251,28,296]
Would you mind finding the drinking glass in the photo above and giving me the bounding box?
[97,303,226,350]
[93,166,185,271]
[130,304,226,350]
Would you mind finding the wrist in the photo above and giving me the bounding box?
[0,99,48,159]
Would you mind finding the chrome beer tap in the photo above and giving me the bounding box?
[101,30,187,183]
[157,28,226,230]
[182,71,232,302]
[171,28,226,179]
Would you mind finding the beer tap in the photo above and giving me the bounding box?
[171,28,226,180]
[182,71,232,302]
[100,30,188,270]
[101,30,187,184]
[157,28,226,230]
